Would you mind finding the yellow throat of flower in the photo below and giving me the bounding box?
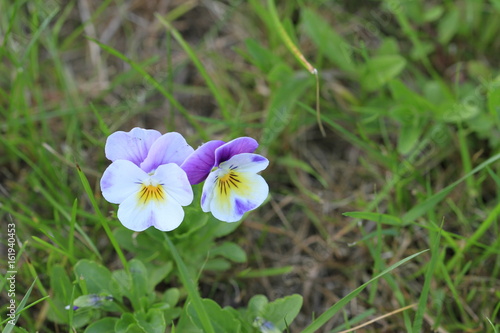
[138,184,165,204]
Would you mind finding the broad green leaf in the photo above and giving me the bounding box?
[247,295,269,317]
[245,39,282,73]
[397,121,423,155]
[84,318,118,333]
[423,5,444,22]
[213,218,242,237]
[263,294,303,330]
[210,242,247,263]
[48,265,73,322]
[361,55,406,92]
[135,309,166,333]
[130,259,152,310]
[147,262,172,290]
[187,299,241,333]
[301,9,356,73]
[438,100,480,123]
[163,288,180,308]
[204,258,231,271]
[115,313,144,333]
[391,79,437,112]
[438,7,460,44]
[112,269,132,298]
[74,259,116,294]
[343,212,404,226]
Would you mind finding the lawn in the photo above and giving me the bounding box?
[1,0,500,332]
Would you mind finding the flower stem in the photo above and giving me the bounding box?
[164,234,215,333]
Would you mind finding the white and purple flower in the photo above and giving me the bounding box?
[181,137,269,222]
[100,128,194,232]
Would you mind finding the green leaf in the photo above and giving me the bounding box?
[112,269,132,298]
[187,299,241,333]
[163,288,180,308]
[343,212,404,226]
[115,313,145,333]
[84,318,118,333]
[148,262,173,289]
[210,242,247,263]
[438,7,460,44]
[397,121,423,155]
[49,264,73,321]
[487,83,500,116]
[263,294,303,330]
[74,259,116,294]
[361,55,406,92]
[245,39,282,73]
[261,75,312,147]
[135,309,166,333]
[301,9,356,73]
[130,259,150,297]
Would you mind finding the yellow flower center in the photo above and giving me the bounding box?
[217,171,241,196]
[137,184,166,205]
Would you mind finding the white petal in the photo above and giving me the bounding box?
[201,170,218,212]
[105,128,161,165]
[100,160,147,204]
[209,172,269,222]
[219,153,269,173]
[140,132,194,173]
[117,192,185,232]
[150,197,185,231]
[152,163,193,206]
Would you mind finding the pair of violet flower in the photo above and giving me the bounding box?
[100,128,269,232]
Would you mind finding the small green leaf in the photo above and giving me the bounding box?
[438,7,460,44]
[397,121,423,155]
[163,288,180,308]
[210,242,247,263]
[74,260,116,294]
[84,318,118,333]
[187,299,241,333]
[245,39,281,73]
[115,313,144,333]
[135,309,166,333]
[130,259,150,298]
[148,262,173,290]
[263,294,303,330]
[361,55,406,91]
[301,9,356,73]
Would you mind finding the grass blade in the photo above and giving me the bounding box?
[412,224,442,332]
[163,233,215,333]
[301,250,427,333]
[75,164,129,272]
[88,37,207,139]
[155,13,232,122]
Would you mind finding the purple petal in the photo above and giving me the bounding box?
[105,128,161,165]
[214,137,258,166]
[181,140,225,185]
[140,132,194,173]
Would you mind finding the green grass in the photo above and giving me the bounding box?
[1,0,500,332]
